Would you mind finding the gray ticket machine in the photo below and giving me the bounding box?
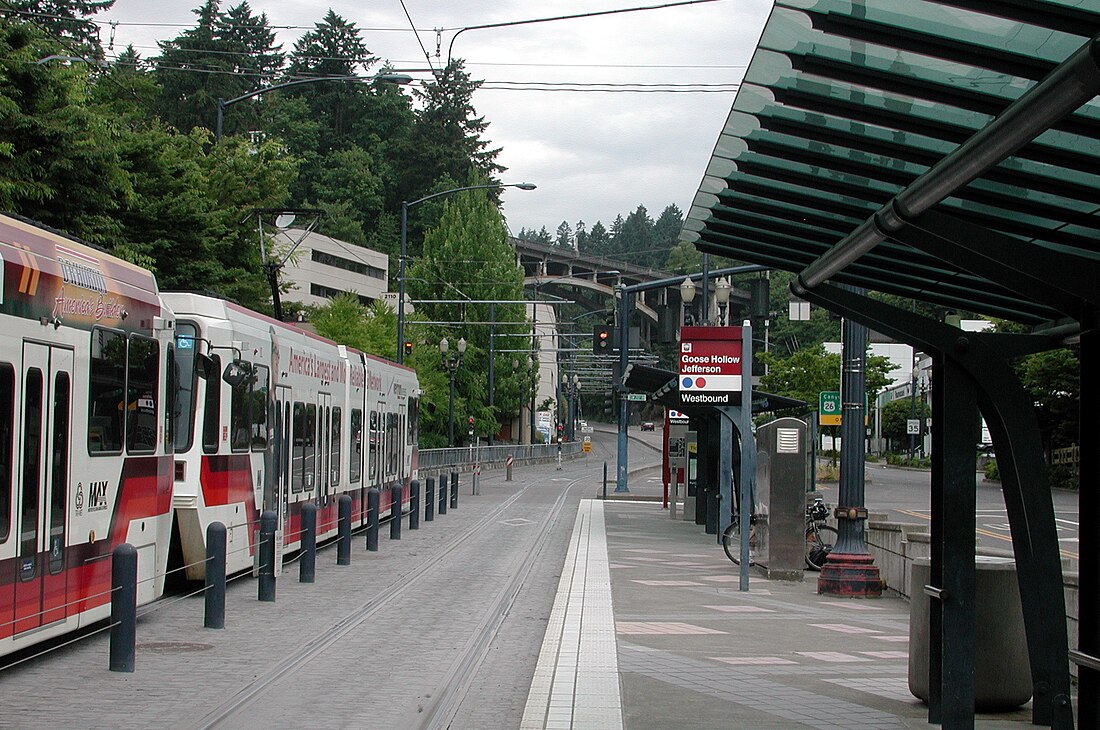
[754,417,811,578]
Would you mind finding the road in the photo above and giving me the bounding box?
[604,421,1080,572]
[815,461,1080,571]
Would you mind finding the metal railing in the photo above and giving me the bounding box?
[418,441,582,472]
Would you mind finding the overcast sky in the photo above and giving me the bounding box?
[97,0,773,237]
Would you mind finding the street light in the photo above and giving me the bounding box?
[216,73,412,142]
[714,277,732,325]
[397,182,537,364]
[679,277,696,326]
[440,337,467,447]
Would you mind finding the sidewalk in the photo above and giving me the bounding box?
[524,473,1044,729]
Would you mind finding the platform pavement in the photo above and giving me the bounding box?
[526,468,1057,729]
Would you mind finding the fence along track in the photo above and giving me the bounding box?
[192,472,564,730]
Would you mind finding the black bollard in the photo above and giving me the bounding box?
[366,487,380,551]
[390,483,402,540]
[337,494,352,565]
[205,522,226,629]
[439,474,448,515]
[258,510,277,602]
[425,477,435,522]
[300,502,317,583]
[109,543,137,672]
[450,471,459,510]
[603,461,608,500]
[410,479,420,531]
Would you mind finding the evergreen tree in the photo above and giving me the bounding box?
[582,220,610,256]
[7,0,112,58]
[153,2,283,136]
[555,220,573,249]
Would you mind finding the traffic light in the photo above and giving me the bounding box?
[468,415,475,437]
[557,423,564,441]
[403,340,413,357]
[593,325,611,355]
[603,391,614,416]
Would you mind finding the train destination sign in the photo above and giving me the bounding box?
[678,326,744,405]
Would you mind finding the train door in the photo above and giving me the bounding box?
[13,343,73,634]
[270,385,291,530]
[369,406,383,488]
[317,393,331,503]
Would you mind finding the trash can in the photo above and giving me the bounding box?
[908,556,1031,710]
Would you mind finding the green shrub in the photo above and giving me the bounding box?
[984,459,999,481]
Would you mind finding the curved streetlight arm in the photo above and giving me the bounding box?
[406,182,536,208]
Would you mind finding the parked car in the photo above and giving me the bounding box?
[641,421,656,431]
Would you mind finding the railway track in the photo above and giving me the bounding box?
[194,468,586,730]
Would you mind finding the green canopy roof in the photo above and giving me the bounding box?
[683,0,1100,327]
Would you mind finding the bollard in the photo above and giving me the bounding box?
[205,522,226,628]
[258,510,277,602]
[337,494,352,565]
[390,483,402,540]
[506,454,513,481]
[472,464,480,495]
[439,474,448,515]
[425,477,435,522]
[410,479,420,530]
[366,487,380,551]
[450,471,459,509]
[300,502,317,583]
[109,543,137,672]
[603,461,608,501]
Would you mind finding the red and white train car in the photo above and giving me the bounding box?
[161,293,420,579]
[0,214,176,657]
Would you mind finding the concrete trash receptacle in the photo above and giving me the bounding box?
[908,556,1031,711]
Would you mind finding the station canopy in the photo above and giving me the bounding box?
[682,0,1100,328]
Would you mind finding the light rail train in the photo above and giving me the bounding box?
[0,213,419,658]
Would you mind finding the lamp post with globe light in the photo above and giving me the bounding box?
[440,337,466,447]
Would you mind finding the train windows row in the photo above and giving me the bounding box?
[88,327,164,456]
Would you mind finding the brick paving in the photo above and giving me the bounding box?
[0,431,1073,729]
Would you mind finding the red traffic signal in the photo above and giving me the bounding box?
[468,416,475,425]
[403,340,413,356]
[593,325,612,354]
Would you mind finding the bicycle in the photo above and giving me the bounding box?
[804,497,838,571]
[721,497,838,570]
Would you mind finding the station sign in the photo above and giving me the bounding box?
[678,326,743,405]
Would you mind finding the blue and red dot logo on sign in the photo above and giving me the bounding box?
[682,376,707,389]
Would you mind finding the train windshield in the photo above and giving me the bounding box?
[173,322,200,452]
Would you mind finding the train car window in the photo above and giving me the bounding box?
[126,335,159,454]
[172,322,200,453]
[49,372,70,575]
[201,354,222,454]
[331,406,341,487]
[88,328,125,454]
[349,409,362,484]
[165,344,176,454]
[408,398,419,446]
[386,413,397,477]
[306,404,317,491]
[20,368,43,580]
[229,361,252,452]
[251,365,269,451]
[368,411,379,485]
[292,402,305,493]
[0,363,13,542]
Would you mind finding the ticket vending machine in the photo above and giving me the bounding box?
[753,417,811,578]
[662,410,690,513]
